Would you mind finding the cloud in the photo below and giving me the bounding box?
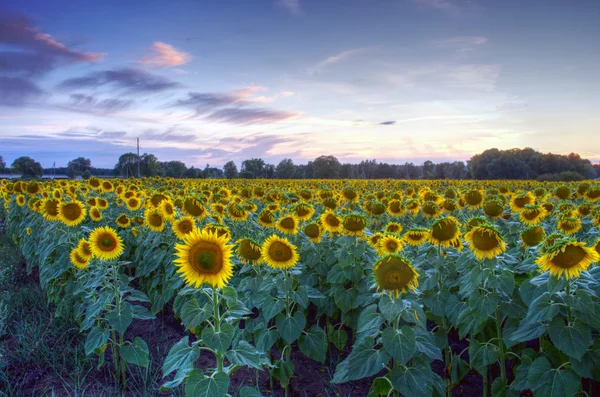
[139,126,198,141]
[139,42,191,68]
[310,48,370,75]
[204,108,299,125]
[0,76,47,106]
[0,12,105,76]
[57,68,182,94]
[66,93,134,114]
[413,0,458,12]
[445,64,500,91]
[277,0,300,14]
[435,36,488,56]
[54,127,127,139]
[379,121,396,125]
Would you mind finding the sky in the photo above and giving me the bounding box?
[1,0,599,169]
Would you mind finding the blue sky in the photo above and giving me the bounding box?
[1,0,599,168]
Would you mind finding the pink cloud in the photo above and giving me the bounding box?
[139,42,191,68]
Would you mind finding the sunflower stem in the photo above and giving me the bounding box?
[566,281,572,326]
[495,308,507,384]
[212,289,224,373]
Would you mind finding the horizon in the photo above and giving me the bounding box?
[1,0,600,168]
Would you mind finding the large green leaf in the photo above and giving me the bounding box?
[201,323,234,352]
[572,339,600,381]
[225,341,262,370]
[262,298,285,322]
[275,311,306,345]
[379,295,405,322]
[180,298,212,330]
[162,336,201,377]
[468,291,499,324]
[332,336,390,383]
[107,304,133,335]
[525,292,560,323]
[85,325,109,356]
[469,340,500,375]
[254,327,279,353]
[298,325,327,363]
[509,320,545,344]
[381,326,416,365]
[547,318,591,360]
[271,359,294,387]
[120,337,149,367]
[527,357,580,397]
[357,304,384,336]
[185,370,229,397]
[390,364,439,397]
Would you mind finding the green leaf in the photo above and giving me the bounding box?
[225,341,262,370]
[451,357,470,385]
[201,323,234,352]
[262,298,285,322]
[162,336,201,377]
[469,340,500,375]
[107,304,133,335]
[509,321,545,343]
[332,336,390,383]
[275,311,306,345]
[254,327,279,353]
[120,337,149,367]
[298,325,327,363]
[181,298,212,330]
[422,290,448,318]
[160,368,192,390]
[527,357,580,397]
[525,292,560,323]
[271,359,294,387]
[416,332,442,361]
[327,323,348,350]
[390,364,435,397]
[468,291,499,324]
[368,377,392,397]
[239,386,264,397]
[379,295,404,322]
[85,325,109,356]
[131,305,156,320]
[572,339,600,381]
[185,370,230,397]
[492,376,519,397]
[381,326,416,365]
[357,304,384,336]
[548,318,591,361]
[127,289,150,302]
[497,270,515,296]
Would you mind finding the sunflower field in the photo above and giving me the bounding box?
[2,177,600,397]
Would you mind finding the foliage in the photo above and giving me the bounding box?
[11,156,43,178]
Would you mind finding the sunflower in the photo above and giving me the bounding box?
[421,201,441,218]
[70,247,90,269]
[465,216,488,233]
[367,232,384,248]
[320,210,342,234]
[236,238,262,265]
[521,225,546,247]
[342,186,359,202]
[96,198,109,210]
[405,199,420,217]
[257,209,275,228]
[144,209,165,232]
[384,222,403,235]
[585,187,600,202]
[16,194,25,206]
[483,200,504,219]
[377,234,405,256]
[429,216,462,248]
[293,203,315,221]
[101,181,114,193]
[126,197,142,211]
[592,239,600,256]
[303,223,322,243]
[59,201,86,227]
[274,214,298,235]
[577,204,594,217]
[88,226,124,261]
[261,235,299,269]
[89,206,102,222]
[557,216,582,236]
[368,201,386,216]
[404,228,429,246]
[158,200,177,220]
[520,204,547,226]
[203,223,231,240]
[554,185,571,200]
[172,216,196,240]
[115,214,131,228]
[227,203,249,222]
[510,192,535,213]
[536,240,600,280]
[174,230,234,288]
[26,228,32,236]
[183,197,207,219]
[373,254,419,298]
[77,238,94,259]
[41,198,61,221]
[387,200,405,216]
[463,189,484,209]
[464,225,506,260]
[342,213,367,236]
[441,199,457,213]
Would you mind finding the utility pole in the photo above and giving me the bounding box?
[137,137,141,178]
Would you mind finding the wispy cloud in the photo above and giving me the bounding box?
[413,0,458,12]
[277,0,300,15]
[309,48,371,75]
[379,121,396,125]
[65,94,134,114]
[57,68,182,94]
[0,12,105,76]
[139,42,191,68]
[204,108,299,125]
[435,36,488,56]
[0,76,47,106]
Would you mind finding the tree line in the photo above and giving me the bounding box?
[1,148,599,180]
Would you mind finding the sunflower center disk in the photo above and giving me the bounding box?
[190,243,222,274]
[269,241,292,261]
[552,246,586,269]
[472,230,499,251]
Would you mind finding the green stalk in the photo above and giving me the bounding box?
[566,281,572,326]
[495,308,507,384]
[212,290,224,373]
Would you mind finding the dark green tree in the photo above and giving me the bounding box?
[161,161,188,178]
[115,153,140,178]
[66,157,92,179]
[241,158,265,178]
[275,158,295,179]
[312,155,341,179]
[0,155,6,173]
[223,161,238,179]
[12,156,43,178]
[140,153,161,177]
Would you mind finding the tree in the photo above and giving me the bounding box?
[223,161,238,179]
[140,153,161,177]
[161,161,188,178]
[275,158,295,179]
[264,164,275,179]
[115,153,139,178]
[0,155,5,173]
[312,155,341,179]
[241,158,265,178]
[12,156,43,178]
[66,157,91,179]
